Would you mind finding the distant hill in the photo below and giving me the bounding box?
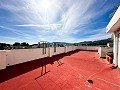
[52,42,70,45]
[79,38,113,46]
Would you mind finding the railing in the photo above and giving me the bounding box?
[0,46,98,70]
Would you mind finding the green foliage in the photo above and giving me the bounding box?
[13,42,20,46]
[80,38,113,46]
[0,43,11,50]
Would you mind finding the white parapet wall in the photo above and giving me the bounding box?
[79,46,87,50]
[65,46,73,52]
[98,47,106,58]
[0,45,99,70]
[0,51,6,70]
[49,47,65,57]
[72,46,79,51]
[86,46,98,51]
[79,46,98,51]
[98,47,113,58]
[6,48,49,66]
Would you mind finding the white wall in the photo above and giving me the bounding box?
[0,51,6,70]
[79,46,87,50]
[86,46,98,51]
[0,46,99,70]
[98,47,113,58]
[49,47,65,57]
[65,46,73,52]
[98,47,106,58]
[79,46,98,51]
[118,33,120,67]
[73,46,79,51]
[98,47,101,54]
[106,6,120,67]
[113,30,120,67]
[113,32,118,66]
[6,48,49,66]
[106,6,120,32]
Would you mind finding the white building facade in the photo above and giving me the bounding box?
[106,6,120,67]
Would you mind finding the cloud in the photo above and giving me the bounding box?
[70,27,112,42]
[0,25,35,38]
[0,0,119,43]
[15,23,62,30]
[79,33,112,42]
[0,36,23,44]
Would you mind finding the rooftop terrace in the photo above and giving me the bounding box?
[0,50,120,90]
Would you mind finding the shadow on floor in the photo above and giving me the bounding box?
[0,50,79,83]
[35,65,51,80]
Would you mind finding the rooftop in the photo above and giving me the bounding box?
[0,50,120,90]
[106,6,120,32]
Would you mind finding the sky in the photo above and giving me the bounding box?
[0,0,120,44]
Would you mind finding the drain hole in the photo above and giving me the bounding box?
[87,80,93,84]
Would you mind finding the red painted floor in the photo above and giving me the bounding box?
[0,50,120,90]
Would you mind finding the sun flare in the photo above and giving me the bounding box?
[42,0,51,9]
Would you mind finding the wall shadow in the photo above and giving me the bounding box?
[0,50,79,83]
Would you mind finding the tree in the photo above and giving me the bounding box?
[21,42,29,46]
[13,42,20,46]
[0,43,11,50]
[0,43,4,50]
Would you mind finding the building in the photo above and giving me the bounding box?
[106,6,120,67]
[31,44,39,48]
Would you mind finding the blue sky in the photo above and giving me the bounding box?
[0,0,119,44]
